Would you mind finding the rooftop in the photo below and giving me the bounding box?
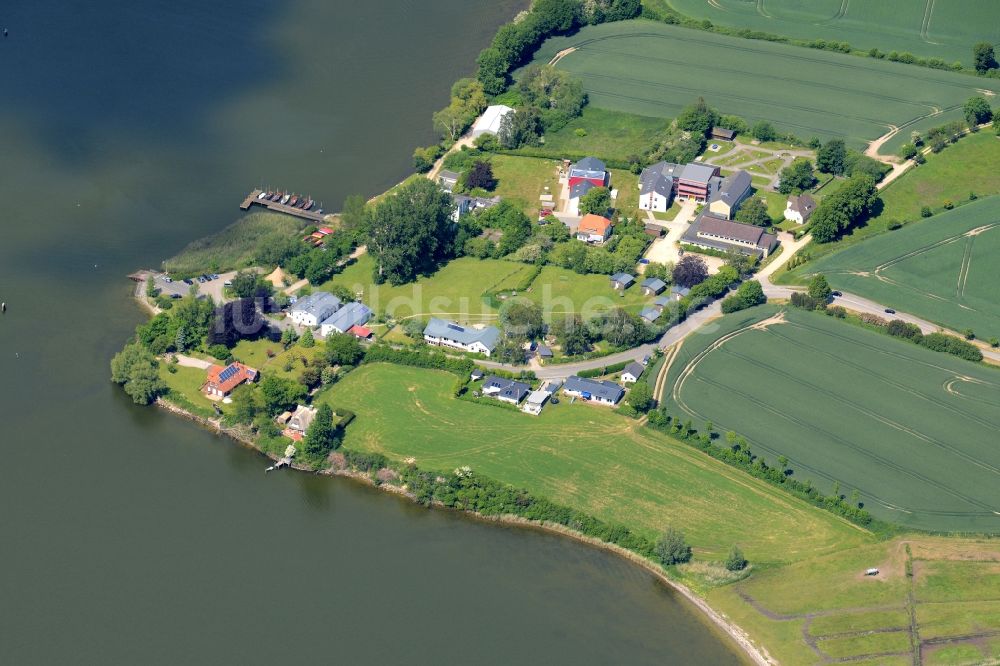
[679,162,718,185]
[623,361,645,378]
[714,170,752,206]
[424,317,500,351]
[321,301,372,333]
[578,214,612,235]
[564,375,624,403]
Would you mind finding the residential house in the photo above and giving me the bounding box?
[708,170,752,220]
[621,362,645,384]
[202,362,258,398]
[452,194,501,222]
[610,272,635,290]
[669,285,691,301]
[641,277,666,296]
[711,127,736,141]
[676,163,721,203]
[562,376,624,406]
[784,193,817,225]
[637,161,681,212]
[576,214,613,244]
[567,157,609,215]
[423,318,500,356]
[287,405,317,435]
[522,390,551,416]
[681,211,778,258]
[320,302,372,337]
[640,307,661,323]
[472,104,514,137]
[481,376,531,405]
[438,170,460,192]
[288,291,341,327]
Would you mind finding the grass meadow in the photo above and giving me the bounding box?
[807,195,1000,338]
[662,305,1000,532]
[654,0,1000,68]
[165,211,305,275]
[532,20,1000,151]
[532,106,669,162]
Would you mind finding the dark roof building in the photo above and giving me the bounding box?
[677,163,721,202]
[711,127,736,141]
[641,277,667,295]
[681,211,778,257]
[563,376,624,405]
[708,170,752,219]
[610,272,635,289]
[481,376,531,404]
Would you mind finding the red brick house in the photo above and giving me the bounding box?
[676,163,721,203]
[202,362,259,398]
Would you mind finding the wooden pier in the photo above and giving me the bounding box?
[240,189,327,223]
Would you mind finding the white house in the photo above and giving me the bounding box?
[563,375,624,406]
[784,193,817,225]
[472,105,514,138]
[289,291,341,327]
[522,390,551,416]
[637,161,681,213]
[319,302,372,337]
[621,362,645,384]
[481,376,531,405]
[423,318,500,356]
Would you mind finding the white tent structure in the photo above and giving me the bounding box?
[472,105,514,137]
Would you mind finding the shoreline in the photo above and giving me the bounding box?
[153,396,773,666]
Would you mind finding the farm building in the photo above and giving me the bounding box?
[472,104,514,138]
[637,161,682,212]
[682,211,778,258]
[563,375,624,405]
[320,302,372,337]
[711,127,736,141]
[289,291,342,327]
[621,362,645,384]
[202,362,258,399]
[708,170,752,220]
[641,277,666,295]
[481,376,531,405]
[676,163,721,203]
[784,193,817,224]
[423,318,500,356]
[610,272,635,290]
[576,213,613,244]
[567,156,609,214]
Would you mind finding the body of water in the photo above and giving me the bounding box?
[0,2,743,663]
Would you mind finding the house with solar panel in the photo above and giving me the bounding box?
[202,362,258,399]
[423,317,500,357]
[566,156,609,215]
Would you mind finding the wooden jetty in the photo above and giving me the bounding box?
[240,189,327,223]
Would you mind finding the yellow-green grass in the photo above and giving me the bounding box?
[532,20,1000,151]
[917,601,1000,640]
[491,154,561,216]
[159,365,219,419]
[661,305,1000,532]
[805,195,1000,338]
[165,211,305,276]
[229,338,324,381]
[324,362,868,563]
[816,631,912,660]
[777,132,1000,275]
[916,560,1000,603]
[659,0,1000,68]
[609,167,639,214]
[810,609,911,637]
[924,641,996,666]
[322,255,532,322]
[532,106,669,162]
[522,265,652,316]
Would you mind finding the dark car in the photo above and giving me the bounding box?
[182,278,193,285]
[832,291,842,297]
[884,308,896,314]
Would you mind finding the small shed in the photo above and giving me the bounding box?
[641,277,667,296]
[536,344,553,359]
[644,223,665,238]
[621,362,645,384]
[610,272,635,290]
[640,307,662,323]
[711,126,736,141]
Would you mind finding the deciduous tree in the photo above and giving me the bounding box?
[655,527,692,565]
[672,254,709,288]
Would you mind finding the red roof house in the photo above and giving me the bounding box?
[202,362,259,398]
[567,156,608,190]
[348,325,373,340]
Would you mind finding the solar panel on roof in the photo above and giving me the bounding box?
[447,323,465,332]
[219,365,239,382]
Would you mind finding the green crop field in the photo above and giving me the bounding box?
[324,362,867,563]
[532,20,1000,151]
[808,195,1000,338]
[658,0,1000,68]
[661,305,1000,532]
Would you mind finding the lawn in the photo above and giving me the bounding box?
[326,363,867,564]
[661,305,1000,532]
[531,20,1000,151]
[521,265,651,317]
[659,0,1000,68]
[159,364,220,419]
[490,154,562,217]
[165,211,305,275]
[805,195,1000,338]
[532,106,669,162]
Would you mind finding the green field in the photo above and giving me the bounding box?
[657,0,1000,68]
[325,363,867,563]
[661,306,1000,532]
[528,106,669,162]
[532,20,1000,151]
[808,195,1000,338]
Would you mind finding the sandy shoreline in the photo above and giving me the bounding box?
[153,396,774,665]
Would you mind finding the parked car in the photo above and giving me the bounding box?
[884,308,896,314]
[832,291,842,297]
[182,278,193,285]
[163,276,173,283]
[210,274,219,280]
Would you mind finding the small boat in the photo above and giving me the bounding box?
[288,194,299,207]
[257,191,268,200]
[299,198,312,210]
[271,191,284,202]
[280,193,291,205]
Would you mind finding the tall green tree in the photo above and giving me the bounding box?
[676,97,718,137]
[626,382,654,413]
[777,158,817,194]
[725,545,748,572]
[817,139,847,175]
[655,527,692,565]
[734,197,771,227]
[964,95,993,127]
[325,333,365,366]
[808,274,833,300]
[499,299,545,340]
[303,404,339,458]
[973,42,998,74]
[365,178,455,285]
[110,343,166,405]
[578,186,611,216]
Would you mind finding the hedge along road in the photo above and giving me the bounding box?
[531,20,1000,152]
[660,305,1000,533]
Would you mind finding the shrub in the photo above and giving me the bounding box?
[655,527,692,565]
[943,200,954,210]
[920,206,932,218]
[725,545,748,572]
[574,128,587,137]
